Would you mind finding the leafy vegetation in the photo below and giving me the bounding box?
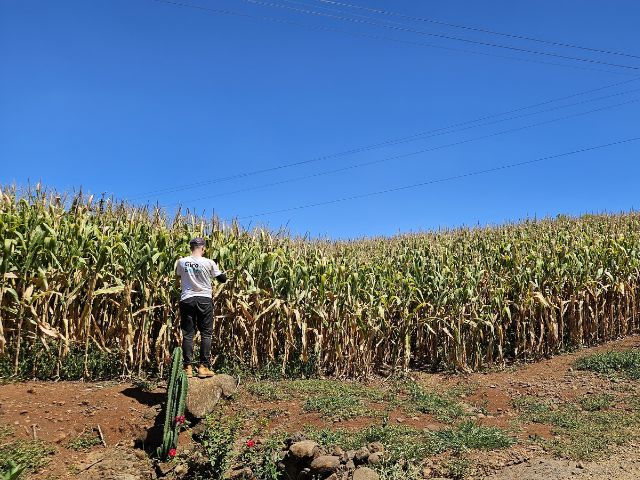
[66,429,102,451]
[402,378,467,422]
[575,349,640,379]
[0,436,55,474]
[2,187,640,378]
[198,412,244,478]
[514,394,640,459]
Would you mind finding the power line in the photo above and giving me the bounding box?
[239,0,640,71]
[171,96,640,206]
[132,73,640,200]
[236,136,640,219]
[147,0,634,77]
[309,0,640,61]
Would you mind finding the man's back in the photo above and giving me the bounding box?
[175,255,222,301]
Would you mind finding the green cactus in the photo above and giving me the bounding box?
[157,347,189,459]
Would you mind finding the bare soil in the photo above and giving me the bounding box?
[1,335,639,479]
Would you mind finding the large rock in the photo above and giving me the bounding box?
[310,455,341,476]
[353,447,370,466]
[289,440,321,460]
[352,467,379,480]
[185,374,238,419]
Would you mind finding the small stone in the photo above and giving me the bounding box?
[422,467,432,477]
[345,460,355,470]
[367,452,382,465]
[576,462,585,469]
[368,442,384,453]
[353,447,370,465]
[174,463,189,476]
[353,466,380,480]
[396,417,405,424]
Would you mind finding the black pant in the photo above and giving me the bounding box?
[179,296,213,368]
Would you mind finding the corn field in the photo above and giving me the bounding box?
[1,185,640,378]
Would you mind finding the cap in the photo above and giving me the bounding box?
[189,237,206,249]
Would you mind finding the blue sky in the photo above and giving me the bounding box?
[1,0,639,238]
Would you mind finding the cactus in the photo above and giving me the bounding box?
[157,347,189,459]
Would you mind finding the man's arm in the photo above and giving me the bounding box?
[211,260,227,283]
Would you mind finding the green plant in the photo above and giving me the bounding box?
[444,456,471,479]
[302,395,374,421]
[157,347,188,459]
[0,462,25,480]
[236,436,283,480]
[66,429,102,451]
[199,411,243,479]
[575,350,640,379]
[0,439,54,474]
[403,379,466,423]
[514,395,640,459]
[431,421,514,451]
[579,394,614,412]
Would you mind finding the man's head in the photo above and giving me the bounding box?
[189,237,206,256]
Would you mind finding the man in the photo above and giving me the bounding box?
[175,237,227,378]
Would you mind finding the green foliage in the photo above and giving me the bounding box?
[199,411,243,479]
[402,378,466,423]
[66,429,102,451]
[579,394,614,412]
[514,395,640,459]
[0,343,122,381]
[0,462,25,480]
[0,438,54,474]
[302,395,375,421]
[575,350,640,379]
[236,436,284,480]
[157,347,189,459]
[444,456,471,479]
[431,421,514,451]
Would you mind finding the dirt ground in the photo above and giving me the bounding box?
[1,335,639,479]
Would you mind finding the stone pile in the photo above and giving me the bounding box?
[276,434,383,480]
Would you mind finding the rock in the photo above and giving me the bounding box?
[353,447,370,465]
[290,440,321,460]
[331,446,345,457]
[421,466,432,477]
[345,460,355,470]
[224,466,253,479]
[310,456,341,476]
[174,463,189,476]
[368,442,384,454]
[367,453,382,465]
[353,467,379,480]
[185,383,222,419]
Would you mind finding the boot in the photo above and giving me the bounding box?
[184,365,193,378]
[197,365,215,378]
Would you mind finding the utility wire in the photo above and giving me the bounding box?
[148,0,634,77]
[237,136,640,219]
[133,74,640,200]
[309,0,640,61]
[171,95,640,206]
[239,0,640,71]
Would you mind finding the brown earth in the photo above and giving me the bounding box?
[0,334,639,479]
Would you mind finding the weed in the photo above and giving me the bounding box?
[402,379,466,423]
[575,350,640,379]
[302,395,375,421]
[514,395,640,459]
[132,376,159,392]
[0,461,25,480]
[66,429,102,452]
[579,394,614,412]
[0,438,55,474]
[197,411,243,478]
[432,421,514,451]
[444,456,471,479]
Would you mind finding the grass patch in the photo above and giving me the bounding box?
[0,438,55,474]
[248,378,386,403]
[401,379,466,423]
[66,429,102,451]
[302,395,375,421]
[575,349,640,379]
[304,421,512,464]
[514,395,640,459]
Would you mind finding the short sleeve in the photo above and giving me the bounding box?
[210,259,222,277]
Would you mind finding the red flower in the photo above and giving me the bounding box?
[179,415,185,423]
[168,448,177,458]
[246,439,256,448]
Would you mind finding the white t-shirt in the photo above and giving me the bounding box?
[175,256,223,301]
